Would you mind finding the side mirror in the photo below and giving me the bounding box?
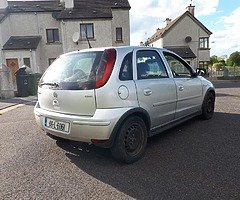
[196,68,206,76]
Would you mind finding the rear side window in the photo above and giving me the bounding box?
[136,50,168,80]
[40,51,103,90]
[119,52,133,81]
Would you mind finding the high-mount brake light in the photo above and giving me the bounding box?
[95,48,116,89]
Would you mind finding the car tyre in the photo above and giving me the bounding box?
[111,116,147,164]
[200,92,215,120]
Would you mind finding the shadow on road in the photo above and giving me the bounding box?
[213,80,240,89]
[56,112,240,199]
[0,97,37,110]
[216,93,240,98]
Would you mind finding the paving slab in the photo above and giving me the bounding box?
[0,102,16,110]
[0,96,37,110]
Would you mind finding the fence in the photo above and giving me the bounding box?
[209,66,240,78]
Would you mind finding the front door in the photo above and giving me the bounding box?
[134,49,177,129]
[6,58,19,86]
[163,52,203,119]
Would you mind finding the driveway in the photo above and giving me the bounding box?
[0,80,240,199]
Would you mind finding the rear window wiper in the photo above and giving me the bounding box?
[40,82,59,87]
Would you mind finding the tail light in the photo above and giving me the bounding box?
[95,48,116,89]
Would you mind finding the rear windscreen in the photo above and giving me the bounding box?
[41,51,103,90]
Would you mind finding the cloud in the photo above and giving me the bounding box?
[211,7,240,56]
[129,0,219,45]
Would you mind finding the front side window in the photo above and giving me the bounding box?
[136,50,168,80]
[80,23,94,39]
[199,37,209,49]
[163,52,193,78]
[116,27,123,42]
[46,29,59,43]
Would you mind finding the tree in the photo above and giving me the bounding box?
[212,62,224,71]
[226,51,240,66]
[219,59,226,66]
[210,55,219,65]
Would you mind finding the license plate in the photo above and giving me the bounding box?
[44,118,70,133]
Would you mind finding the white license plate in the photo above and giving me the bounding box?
[44,118,70,133]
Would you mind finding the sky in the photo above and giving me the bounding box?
[128,0,240,57]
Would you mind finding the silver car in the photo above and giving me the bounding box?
[34,46,215,163]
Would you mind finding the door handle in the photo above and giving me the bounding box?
[143,89,152,96]
[178,85,184,91]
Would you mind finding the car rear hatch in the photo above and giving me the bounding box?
[38,49,116,116]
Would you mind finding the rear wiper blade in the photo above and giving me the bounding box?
[40,82,59,87]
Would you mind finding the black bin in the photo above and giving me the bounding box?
[15,68,29,97]
[28,73,42,95]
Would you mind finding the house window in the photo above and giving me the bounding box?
[23,58,31,68]
[80,23,94,39]
[116,27,123,42]
[48,58,56,66]
[46,29,60,43]
[199,37,209,49]
[199,61,209,70]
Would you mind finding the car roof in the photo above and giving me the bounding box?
[63,46,166,56]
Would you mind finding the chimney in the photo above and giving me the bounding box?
[165,18,172,26]
[61,0,74,9]
[187,4,195,16]
[0,0,8,10]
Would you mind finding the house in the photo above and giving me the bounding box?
[146,4,212,70]
[0,0,131,91]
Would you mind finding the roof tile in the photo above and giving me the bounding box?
[3,36,42,50]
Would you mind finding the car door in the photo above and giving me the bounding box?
[162,51,203,119]
[133,49,177,128]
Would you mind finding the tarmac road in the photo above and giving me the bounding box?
[0,81,240,200]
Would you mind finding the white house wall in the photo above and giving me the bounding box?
[198,49,210,62]
[0,17,11,45]
[61,19,113,53]
[152,38,163,47]
[0,13,63,72]
[0,9,130,74]
[0,0,8,9]
[162,15,210,68]
[36,13,63,69]
[8,13,39,35]
[112,9,130,46]
[0,17,11,66]
[3,50,35,70]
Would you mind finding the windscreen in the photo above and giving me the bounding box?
[40,51,103,90]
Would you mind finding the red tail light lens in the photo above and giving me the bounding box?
[95,48,116,89]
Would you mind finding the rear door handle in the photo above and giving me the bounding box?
[143,89,152,96]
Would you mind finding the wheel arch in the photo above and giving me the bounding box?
[94,107,151,148]
[200,87,215,120]
[204,88,216,101]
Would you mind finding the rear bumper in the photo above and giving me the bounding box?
[34,101,131,143]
